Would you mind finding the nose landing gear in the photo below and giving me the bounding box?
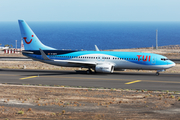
[156,69,165,76]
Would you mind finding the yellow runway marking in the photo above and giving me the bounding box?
[20,76,38,80]
[125,80,141,85]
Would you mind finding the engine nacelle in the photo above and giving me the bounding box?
[95,64,114,73]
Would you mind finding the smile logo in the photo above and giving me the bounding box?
[23,35,33,44]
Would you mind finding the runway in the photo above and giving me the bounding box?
[171,59,180,64]
[0,69,180,91]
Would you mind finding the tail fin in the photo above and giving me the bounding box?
[18,20,55,50]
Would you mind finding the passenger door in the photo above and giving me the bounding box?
[151,57,156,64]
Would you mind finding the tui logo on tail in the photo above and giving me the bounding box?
[23,35,33,44]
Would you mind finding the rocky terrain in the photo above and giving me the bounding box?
[0,84,180,120]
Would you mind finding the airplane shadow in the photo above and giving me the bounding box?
[0,69,159,76]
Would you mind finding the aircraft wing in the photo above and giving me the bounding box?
[39,48,96,66]
[54,60,97,65]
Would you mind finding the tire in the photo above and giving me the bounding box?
[156,72,159,76]
[87,70,91,74]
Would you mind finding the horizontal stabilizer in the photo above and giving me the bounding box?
[22,51,34,54]
[39,48,50,60]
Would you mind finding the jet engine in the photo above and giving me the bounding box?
[95,64,114,73]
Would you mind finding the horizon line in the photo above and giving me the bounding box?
[1,20,180,22]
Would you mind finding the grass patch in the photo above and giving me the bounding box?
[17,110,24,114]
[170,95,175,99]
[178,97,180,101]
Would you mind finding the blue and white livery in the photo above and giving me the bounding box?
[18,20,175,75]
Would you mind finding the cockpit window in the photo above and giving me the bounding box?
[161,58,169,61]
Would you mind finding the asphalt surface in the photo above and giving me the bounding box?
[171,59,180,64]
[0,69,180,91]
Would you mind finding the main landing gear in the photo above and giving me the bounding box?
[156,72,159,76]
[87,68,92,74]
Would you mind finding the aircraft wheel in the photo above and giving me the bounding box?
[156,72,159,76]
[87,70,91,74]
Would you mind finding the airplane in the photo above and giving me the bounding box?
[18,20,175,76]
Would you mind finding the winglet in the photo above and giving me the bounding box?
[39,48,50,60]
[95,45,100,51]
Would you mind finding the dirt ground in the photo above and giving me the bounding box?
[0,84,180,120]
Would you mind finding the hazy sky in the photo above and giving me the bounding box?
[0,0,179,21]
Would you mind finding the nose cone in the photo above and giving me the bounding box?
[172,62,176,67]
[169,60,176,67]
